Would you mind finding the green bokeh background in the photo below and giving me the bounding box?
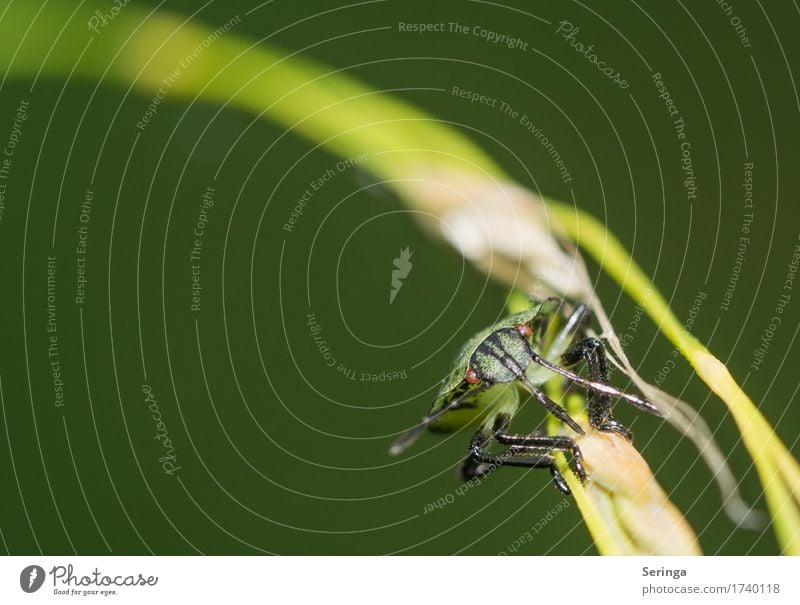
[0,0,798,555]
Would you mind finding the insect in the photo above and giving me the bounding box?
[390,297,660,493]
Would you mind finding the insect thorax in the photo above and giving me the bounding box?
[469,327,533,384]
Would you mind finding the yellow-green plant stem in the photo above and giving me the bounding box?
[548,201,800,554]
[546,398,621,555]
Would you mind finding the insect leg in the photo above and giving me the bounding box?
[562,337,636,440]
[495,435,586,483]
[465,428,571,494]
[527,346,660,416]
[526,300,649,418]
[517,375,585,436]
[492,414,586,482]
[460,446,500,482]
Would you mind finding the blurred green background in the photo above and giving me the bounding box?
[0,0,798,555]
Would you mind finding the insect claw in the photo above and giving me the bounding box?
[571,451,587,482]
[596,419,634,443]
[550,466,571,495]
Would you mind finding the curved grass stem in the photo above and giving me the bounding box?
[547,201,800,554]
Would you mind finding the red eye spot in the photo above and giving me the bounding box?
[465,368,480,384]
[516,323,532,338]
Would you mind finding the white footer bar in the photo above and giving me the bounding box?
[0,556,796,604]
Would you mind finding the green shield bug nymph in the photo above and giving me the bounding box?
[390,297,660,494]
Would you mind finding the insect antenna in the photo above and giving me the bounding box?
[389,386,485,455]
[529,352,661,416]
[516,375,585,436]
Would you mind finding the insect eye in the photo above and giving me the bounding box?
[515,323,532,338]
[465,368,480,384]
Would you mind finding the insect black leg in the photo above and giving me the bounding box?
[462,415,579,494]
[465,429,572,494]
[496,434,586,483]
[492,414,586,482]
[562,337,634,441]
[517,375,585,436]
[460,451,498,482]
[526,341,660,416]
[461,427,499,481]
